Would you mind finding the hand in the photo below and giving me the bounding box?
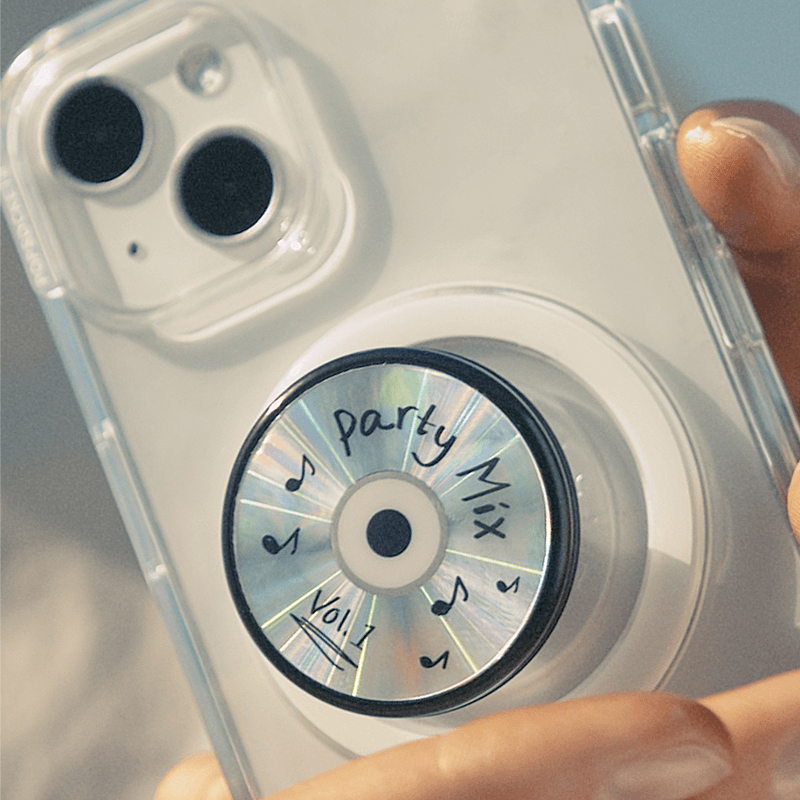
[155,103,800,800]
[156,671,800,800]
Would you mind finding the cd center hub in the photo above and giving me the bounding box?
[333,472,447,595]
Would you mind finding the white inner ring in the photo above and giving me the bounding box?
[333,472,447,594]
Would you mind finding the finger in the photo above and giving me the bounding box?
[676,100,800,255]
[698,669,800,800]
[154,752,233,800]
[266,693,733,800]
[789,461,800,546]
[676,101,800,412]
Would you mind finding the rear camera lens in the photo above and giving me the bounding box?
[51,81,144,184]
[179,134,274,237]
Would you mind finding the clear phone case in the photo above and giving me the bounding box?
[3,0,799,797]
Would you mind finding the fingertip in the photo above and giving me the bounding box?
[678,102,800,413]
[154,753,233,800]
[263,693,736,800]
[699,670,800,800]
[435,691,735,800]
[616,691,734,763]
[676,101,800,254]
[788,461,800,546]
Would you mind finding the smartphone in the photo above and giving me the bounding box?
[3,1,799,796]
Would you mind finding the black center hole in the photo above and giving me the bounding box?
[366,509,412,558]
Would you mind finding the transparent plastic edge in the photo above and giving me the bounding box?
[38,295,260,800]
[580,0,800,498]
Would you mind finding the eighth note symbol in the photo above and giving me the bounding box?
[431,576,468,616]
[496,576,520,594]
[262,527,300,555]
[285,454,315,492]
[420,650,449,669]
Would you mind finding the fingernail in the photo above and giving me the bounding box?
[599,744,733,800]
[772,729,800,800]
[712,116,800,190]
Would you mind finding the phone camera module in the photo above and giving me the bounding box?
[51,81,144,184]
[179,134,274,237]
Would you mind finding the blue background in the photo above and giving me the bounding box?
[630,0,800,117]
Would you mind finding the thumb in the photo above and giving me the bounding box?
[154,694,735,800]
[267,693,733,800]
[154,752,233,800]
[699,669,800,800]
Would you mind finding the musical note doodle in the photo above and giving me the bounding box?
[285,454,315,492]
[496,576,520,594]
[262,527,300,555]
[431,576,468,616]
[420,650,450,669]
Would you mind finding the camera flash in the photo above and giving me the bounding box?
[177,44,229,97]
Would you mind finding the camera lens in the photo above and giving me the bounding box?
[179,134,274,237]
[51,81,144,184]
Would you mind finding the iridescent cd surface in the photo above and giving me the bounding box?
[223,348,578,716]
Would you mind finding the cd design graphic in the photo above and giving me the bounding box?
[223,348,579,716]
